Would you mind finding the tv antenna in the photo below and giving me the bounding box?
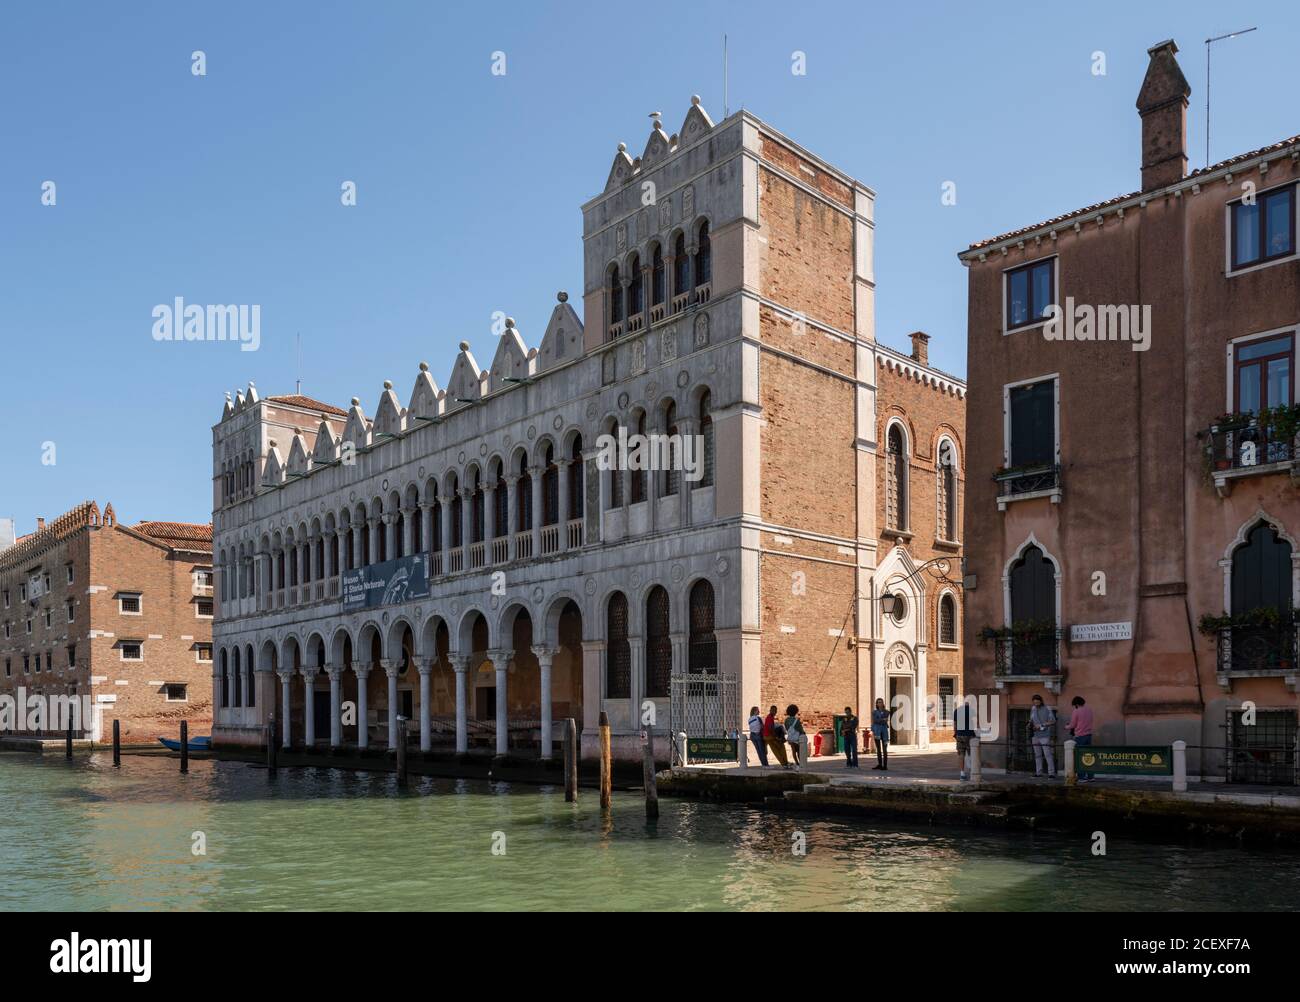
[1205,27,1257,167]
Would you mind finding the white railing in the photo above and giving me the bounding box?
[626,313,644,333]
[671,292,690,315]
[607,321,624,340]
[695,282,711,304]
[449,547,464,573]
[313,581,324,601]
[514,532,533,560]
[469,541,486,568]
[430,552,443,576]
[491,537,510,564]
[275,590,285,609]
[649,303,665,324]
[566,518,584,548]
[328,577,340,598]
[541,524,560,555]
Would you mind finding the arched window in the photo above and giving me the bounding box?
[608,425,624,508]
[939,593,957,645]
[646,586,671,697]
[937,439,957,541]
[569,436,584,520]
[430,497,442,554]
[471,471,485,543]
[494,468,508,537]
[651,244,665,305]
[516,456,532,531]
[360,519,371,566]
[1008,543,1057,674]
[1231,522,1293,616]
[219,649,229,708]
[232,648,242,708]
[412,506,423,553]
[688,580,717,673]
[673,232,690,299]
[627,254,643,317]
[542,445,559,525]
[606,592,631,699]
[696,391,714,489]
[314,537,325,579]
[695,221,712,287]
[246,646,256,707]
[393,512,404,558]
[886,424,908,531]
[608,265,622,327]
[630,412,647,504]
[450,483,463,548]
[663,401,679,496]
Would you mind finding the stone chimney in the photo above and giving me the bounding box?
[909,331,930,365]
[36,517,45,531]
[1136,40,1191,190]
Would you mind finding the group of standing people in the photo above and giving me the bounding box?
[1029,694,1095,781]
[747,704,808,769]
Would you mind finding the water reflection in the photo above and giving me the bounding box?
[1,752,1297,911]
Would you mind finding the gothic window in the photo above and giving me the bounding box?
[569,436,584,520]
[232,648,242,708]
[517,456,532,531]
[646,586,671,698]
[673,232,690,298]
[431,499,442,552]
[495,470,508,537]
[630,411,647,504]
[220,649,229,708]
[886,424,908,531]
[939,593,957,646]
[606,592,631,699]
[246,646,255,707]
[695,220,712,287]
[393,513,404,558]
[937,438,958,541]
[697,391,714,488]
[471,472,485,543]
[608,265,622,327]
[688,580,717,674]
[1231,522,1293,616]
[663,401,679,497]
[651,244,665,305]
[628,254,643,317]
[450,482,463,548]
[543,445,559,525]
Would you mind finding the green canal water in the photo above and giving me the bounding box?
[2,751,1298,911]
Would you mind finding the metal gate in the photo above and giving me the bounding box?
[669,672,739,764]
[1226,709,1298,785]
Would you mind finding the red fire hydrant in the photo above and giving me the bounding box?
[813,732,824,757]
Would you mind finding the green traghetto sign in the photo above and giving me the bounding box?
[687,737,738,762]
[1075,745,1173,775]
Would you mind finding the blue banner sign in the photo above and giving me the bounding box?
[341,554,430,610]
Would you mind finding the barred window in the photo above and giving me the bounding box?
[886,424,907,530]
[606,592,631,699]
[663,401,679,497]
[937,439,957,540]
[697,391,714,489]
[688,579,717,674]
[939,593,957,645]
[646,586,672,697]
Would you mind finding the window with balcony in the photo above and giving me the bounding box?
[1206,333,1297,482]
[1005,258,1055,331]
[987,542,1060,679]
[998,376,1061,504]
[1231,184,1296,271]
[651,243,665,308]
[1205,520,1296,678]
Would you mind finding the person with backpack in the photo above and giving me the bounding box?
[1029,694,1057,778]
[785,704,806,769]
[841,705,860,768]
[747,706,769,767]
[763,704,789,768]
[871,697,890,770]
[953,697,977,780]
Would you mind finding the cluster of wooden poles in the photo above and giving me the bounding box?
[87,708,662,819]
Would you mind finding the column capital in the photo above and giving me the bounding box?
[381,658,401,679]
[299,666,319,680]
[438,493,454,505]
[449,654,471,672]
[276,668,295,683]
[504,474,520,486]
[325,664,344,681]
[352,661,372,679]
[416,658,435,677]
[530,645,556,664]
[487,648,514,668]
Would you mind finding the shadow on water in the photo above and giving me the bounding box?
[1,752,1298,911]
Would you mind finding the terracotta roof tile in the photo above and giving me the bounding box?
[267,394,347,416]
[133,521,213,546]
[966,132,1300,251]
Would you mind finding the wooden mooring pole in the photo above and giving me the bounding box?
[179,721,189,774]
[112,719,120,767]
[599,710,612,811]
[395,716,408,787]
[563,718,578,803]
[266,715,277,776]
[642,727,659,820]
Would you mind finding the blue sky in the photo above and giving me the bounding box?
[2,0,1296,528]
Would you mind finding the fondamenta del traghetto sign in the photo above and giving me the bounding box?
[341,554,431,611]
[687,737,737,762]
[1075,745,1172,775]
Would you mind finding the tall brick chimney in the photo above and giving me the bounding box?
[1137,40,1191,190]
[36,517,45,531]
[909,331,930,365]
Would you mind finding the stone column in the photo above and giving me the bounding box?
[382,514,396,562]
[677,414,698,527]
[417,659,433,752]
[327,665,343,747]
[351,523,363,569]
[450,655,470,754]
[353,662,371,749]
[628,636,645,725]
[582,641,604,732]
[484,482,497,546]
[301,668,316,746]
[532,645,555,759]
[419,502,434,555]
[241,660,251,707]
[368,518,381,565]
[383,659,400,750]
[529,466,543,555]
[505,475,520,552]
[489,649,514,757]
[558,460,571,548]
[402,506,416,556]
[277,670,293,748]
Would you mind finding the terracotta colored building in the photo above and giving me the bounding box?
[0,501,213,746]
[211,98,965,761]
[959,40,1299,782]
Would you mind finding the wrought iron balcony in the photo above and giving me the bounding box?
[994,463,1062,509]
[1203,414,1299,497]
[1213,612,1299,675]
[986,626,1063,679]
